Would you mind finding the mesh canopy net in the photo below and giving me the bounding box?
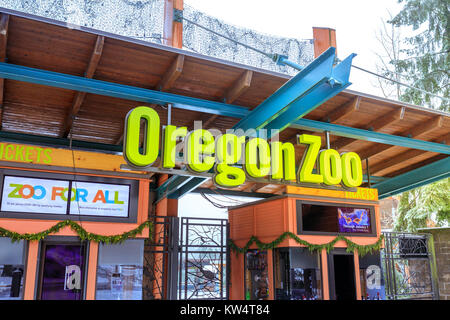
[1,0,314,74]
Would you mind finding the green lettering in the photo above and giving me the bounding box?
[25,147,34,162]
[341,152,363,187]
[186,129,215,172]
[214,163,246,188]
[15,145,24,161]
[297,134,323,184]
[5,145,14,161]
[124,106,160,167]
[214,134,246,187]
[245,138,271,178]
[8,184,23,198]
[319,149,342,185]
[114,191,124,204]
[43,149,52,164]
[162,125,187,168]
[270,141,296,181]
[36,147,43,163]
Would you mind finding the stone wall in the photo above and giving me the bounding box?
[419,228,450,300]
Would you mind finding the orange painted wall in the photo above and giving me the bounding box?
[228,193,382,300]
[0,164,151,300]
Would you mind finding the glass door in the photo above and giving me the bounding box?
[38,242,86,300]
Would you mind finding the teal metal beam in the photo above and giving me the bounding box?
[264,53,355,134]
[1,62,447,155]
[0,62,248,119]
[291,119,450,155]
[233,47,355,135]
[1,61,449,201]
[154,175,193,202]
[0,130,122,153]
[374,157,450,199]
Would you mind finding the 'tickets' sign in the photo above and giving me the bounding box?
[1,176,130,217]
[123,106,364,189]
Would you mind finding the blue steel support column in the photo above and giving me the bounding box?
[264,53,355,134]
[374,157,450,199]
[166,48,355,198]
[233,47,355,135]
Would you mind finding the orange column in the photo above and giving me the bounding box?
[163,0,184,49]
[267,250,274,300]
[85,241,99,300]
[229,252,244,300]
[320,248,330,300]
[24,240,39,300]
[353,250,362,300]
[312,27,337,58]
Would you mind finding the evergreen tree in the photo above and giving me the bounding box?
[388,0,449,111]
[382,1,450,231]
[394,178,450,232]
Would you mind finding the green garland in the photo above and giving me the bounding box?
[0,219,153,244]
[229,232,384,256]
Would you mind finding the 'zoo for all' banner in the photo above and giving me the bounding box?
[1,176,130,218]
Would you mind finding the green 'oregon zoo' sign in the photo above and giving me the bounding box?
[123,106,363,189]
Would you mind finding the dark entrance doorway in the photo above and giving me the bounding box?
[328,251,356,300]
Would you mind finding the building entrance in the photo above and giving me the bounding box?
[329,251,356,300]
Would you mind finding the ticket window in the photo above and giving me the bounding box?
[274,248,322,300]
[95,239,144,300]
[244,250,269,300]
[0,238,26,300]
[38,241,87,300]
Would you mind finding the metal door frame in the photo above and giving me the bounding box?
[382,231,439,300]
[178,217,229,300]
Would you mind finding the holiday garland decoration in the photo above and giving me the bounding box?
[229,232,384,256]
[0,219,153,244]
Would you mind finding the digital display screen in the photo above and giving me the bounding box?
[1,176,130,218]
[338,207,371,233]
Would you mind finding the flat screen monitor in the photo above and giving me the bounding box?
[298,201,374,235]
[337,207,371,234]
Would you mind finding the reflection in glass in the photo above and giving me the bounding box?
[244,250,269,300]
[0,238,25,300]
[96,240,144,300]
[40,243,85,300]
[274,248,322,300]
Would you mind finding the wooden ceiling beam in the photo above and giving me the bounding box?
[116,55,185,145]
[359,115,444,160]
[241,182,256,192]
[385,154,447,178]
[0,13,9,130]
[203,70,253,129]
[333,107,405,150]
[323,96,361,124]
[252,183,270,192]
[62,35,105,137]
[157,54,184,91]
[369,132,449,175]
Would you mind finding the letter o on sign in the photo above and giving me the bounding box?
[319,149,342,185]
[341,152,363,188]
[124,106,160,167]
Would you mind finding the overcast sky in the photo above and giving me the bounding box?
[185,0,404,97]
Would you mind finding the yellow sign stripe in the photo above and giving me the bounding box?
[0,142,143,174]
[286,185,378,201]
